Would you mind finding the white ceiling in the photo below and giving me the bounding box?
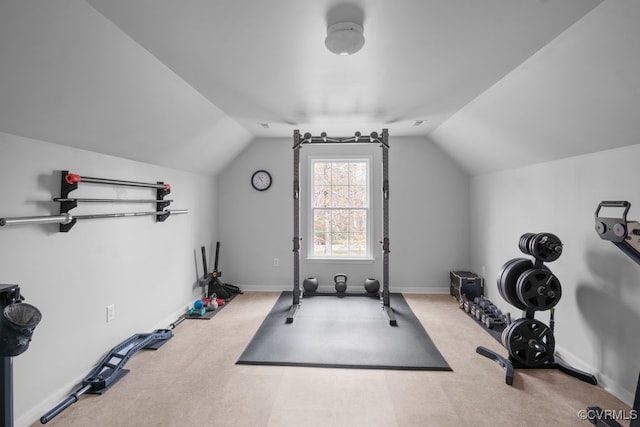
[0,0,607,175]
[431,0,640,175]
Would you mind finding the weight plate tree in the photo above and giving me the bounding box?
[476,232,597,386]
[287,129,395,326]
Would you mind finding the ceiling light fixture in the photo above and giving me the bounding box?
[325,22,365,55]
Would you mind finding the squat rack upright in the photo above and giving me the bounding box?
[287,129,395,325]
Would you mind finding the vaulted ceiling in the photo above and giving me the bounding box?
[0,0,617,176]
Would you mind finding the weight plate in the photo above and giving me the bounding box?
[498,258,532,310]
[529,233,563,263]
[497,258,521,305]
[504,318,555,367]
[516,268,562,311]
[501,320,517,348]
[519,233,535,256]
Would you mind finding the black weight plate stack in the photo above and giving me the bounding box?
[497,258,520,304]
[501,318,555,367]
[497,258,531,310]
[529,232,563,263]
[519,233,536,256]
[516,268,562,311]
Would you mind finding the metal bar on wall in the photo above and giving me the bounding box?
[0,210,188,227]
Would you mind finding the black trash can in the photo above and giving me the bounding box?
[1,303,42,357]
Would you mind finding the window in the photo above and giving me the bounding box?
[309,158,370,258]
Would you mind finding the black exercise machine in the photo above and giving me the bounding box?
[288,130,395,325]
[595,201,640,265]
[587,201,640,427]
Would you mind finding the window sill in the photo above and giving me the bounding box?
[305,257,375,264]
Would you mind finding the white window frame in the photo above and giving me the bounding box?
[307,155,373,261]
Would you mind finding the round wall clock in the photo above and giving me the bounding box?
[251,170,272,191]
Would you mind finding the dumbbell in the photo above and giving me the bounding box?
[482,313,499,329]
[478,298,492,311]
[463,298,472,313]
[458,294,468,311]
[475,306,484,320]
[475,299,494,316]
[482,311,511,329]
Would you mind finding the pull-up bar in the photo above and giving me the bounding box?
[0,210,188,227]
[296,131,388,147]
[65,173,170,191]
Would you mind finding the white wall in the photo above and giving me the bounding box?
[0,131,217,426]
[469,145,640,405]
[426,0,640,406]
[217,135,470,293]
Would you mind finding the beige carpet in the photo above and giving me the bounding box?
[35,292,632,427]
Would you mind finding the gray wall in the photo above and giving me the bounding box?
[217,135,470,293]
[0,131,217,426]
[468,145,640,405]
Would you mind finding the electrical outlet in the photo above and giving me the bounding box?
[273,258,280,267]
[106,304,115,322]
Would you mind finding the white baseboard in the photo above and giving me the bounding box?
[398,286,450,294]
[555,345,635,407]
[230,284,451,294]
[17,372,87,427]
[231,284,290,292]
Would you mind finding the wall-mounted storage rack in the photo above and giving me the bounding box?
[0,170,188,232]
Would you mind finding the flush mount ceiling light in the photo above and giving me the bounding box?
[325,22,365,55]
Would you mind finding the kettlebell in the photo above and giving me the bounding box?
[303,277,318,293]
[334,274,348,293]
[364,278,380,294]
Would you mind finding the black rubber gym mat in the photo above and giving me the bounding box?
[236,292,451,371]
